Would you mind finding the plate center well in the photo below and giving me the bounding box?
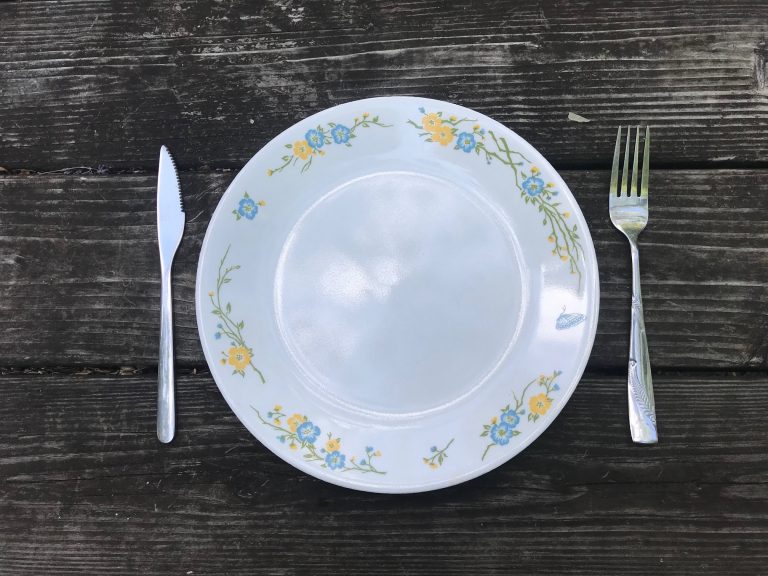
[275,171,525,416]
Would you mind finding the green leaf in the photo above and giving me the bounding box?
[284,143,293,149]
[226,302,232,313]
[480,431,489,437]
[238,321,245,329]
[243,191,250,199]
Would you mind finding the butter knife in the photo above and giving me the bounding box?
[156,145,185,443]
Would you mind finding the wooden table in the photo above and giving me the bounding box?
[2,1,767,573]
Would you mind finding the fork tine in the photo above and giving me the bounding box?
[620,126,631,196]
[610,126,622,195]
[630,126,640,196]
[641,126,650,197]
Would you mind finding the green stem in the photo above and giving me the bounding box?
[426,438,454,465]
[270,154,294,175]
[482,442,495,460]
[249,361,266,384]
[513,377,539,411]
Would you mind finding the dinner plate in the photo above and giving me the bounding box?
[195,97,599,493]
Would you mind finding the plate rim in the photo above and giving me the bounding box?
[195,95,600,493]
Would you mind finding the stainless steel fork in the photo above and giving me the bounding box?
[609,126,658,444]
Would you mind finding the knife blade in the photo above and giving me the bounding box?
[156,145,185,443]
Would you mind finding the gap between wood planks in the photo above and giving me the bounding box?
[4,159,768,176]
[1,366,764,377]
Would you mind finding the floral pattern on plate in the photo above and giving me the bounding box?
[208,246,265,382]
[268,113,392,176]
[422,438,454,469]
[232,191,265,221]
[254,406,386,474]
[481,371,562,460]
[408,108,584,287]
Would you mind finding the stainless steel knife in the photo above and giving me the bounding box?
[156,145,185,443]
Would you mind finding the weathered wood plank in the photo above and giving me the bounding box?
[1,0,768,170]
[0,371,766,574]
[1,169,767,369]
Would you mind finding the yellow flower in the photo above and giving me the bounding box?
[267,169,273,176]
[449,115,457,122]
[423,457,429,463]
[422,112,442,132]
[561,255,569,261]
[530,393,552,416]
[362,112,369,118]
[531,166,540,174]
[538,374,547,384]
[208,291,214,297]
[548,235,555,243]
[490,416,498,425]
[274,404,282,412]
[563,211,571,218]
[292,139,312,161]
[287,413,304,432]
[472,123,480,131]
[374,450,381,457]
[289,441,298,451]
[547,182,555,188]
[429,462,438,469]
[219,358,226,365]
[325,438,341,452]
[433,124,454,146]
[258,200,266,207]
[273,418,280,425]
[227,346,251,371]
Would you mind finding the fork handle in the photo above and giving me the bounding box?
[628,242,658,444]
[157,266,175,443]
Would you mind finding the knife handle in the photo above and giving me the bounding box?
[157,266,175,443]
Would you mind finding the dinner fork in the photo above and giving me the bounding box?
[609,126,658,444]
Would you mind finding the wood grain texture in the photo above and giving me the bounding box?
[2,0,768,171]
[1,169,766,370]
[0,371,766,574]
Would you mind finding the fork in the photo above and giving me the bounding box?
[609,126,658,444]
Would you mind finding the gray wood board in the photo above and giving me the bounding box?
[1,371,766,574]
[1,169,766,369]
[2,0,768,170]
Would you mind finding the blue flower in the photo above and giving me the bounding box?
[359,459,366,466]
[430,446,437,453]
[296,421,320,443]
[553,384,560,391]
[490,422,513,445]
[325,450,346,470]
[331,124,351,144]
[455,131,476,153]
[500,409,519,428]
[522,176,546,197]
[365,446,373,453]
[214,332,222,340]
[217,323,223,329]
[278,435,286,444]
[238,197,258,220]
[305,128,325,150]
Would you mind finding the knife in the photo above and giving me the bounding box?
[156,145,185,443]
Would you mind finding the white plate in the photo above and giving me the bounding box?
[195,97,599,493]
